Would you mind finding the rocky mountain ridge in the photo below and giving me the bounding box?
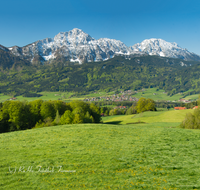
[1,28,200,64]
[131,38,200,61]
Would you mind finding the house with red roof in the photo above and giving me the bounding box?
[174,107,187,110]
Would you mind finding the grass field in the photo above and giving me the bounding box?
[0,94,12,102]
[1,110,200,189]
[102,109,194,124]
[132,88,196,101]
[184,94,199,100]
[0,92,75,102]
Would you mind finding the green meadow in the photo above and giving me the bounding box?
[1,110,200,189]
[132,88,196,101]
[102,109,194,124]
[184,94,199,101]
[0,94,12,102]
[0,92,75,102]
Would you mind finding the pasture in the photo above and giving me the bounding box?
[102,109,194,124]
[1,110,200,189]
[0,92,75,102]
[132,88,196,101]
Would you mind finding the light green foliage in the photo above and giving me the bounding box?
[0,101,32,131]
[72,107,84,117]
[73,113,84,124]
[29,99,43,123]
[40,101,56,120]
[135,97,156,113]
[109,108,124,116]
[70,101,89,115]
[100,107,104,114]
[89,103,101,123]
[60,110,74,124]
[72,107,85,124]
[180,107,200,129]
[126,106,136,115]
[180,96,200,129]
[194,108,200,127]
[34,120,45,128]
[52,100,69,115]
[113,109,118,115]
[53,110,61,125]
[180,112,195,129]
[105,110,109,116]
[135,97,147,113]
[43,117,53,126]
[109,109,114,116]
[84,111,93,123]
[0,100,101,133]
[145,98,156,111]
[0,101,10,121]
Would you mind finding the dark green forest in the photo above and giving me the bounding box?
[1,49,200,97]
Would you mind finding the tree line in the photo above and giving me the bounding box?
[0,97,157,133]
[98,97,157,116]
[0,100,101,133]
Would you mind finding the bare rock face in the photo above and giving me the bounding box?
[32,55,45,65]
[7,29,200,64]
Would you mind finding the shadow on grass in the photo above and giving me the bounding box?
[103,121,147,125]
[126,122,146,124]
[103,121,122,125]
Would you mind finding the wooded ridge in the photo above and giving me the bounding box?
[0,52,200,96]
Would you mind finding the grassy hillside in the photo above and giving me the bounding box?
[103,109,194,124]
[131,88,198,101]
[1,111,200,189]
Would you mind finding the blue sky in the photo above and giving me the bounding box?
[1,0,200,54]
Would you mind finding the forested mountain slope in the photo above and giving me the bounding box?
[0,55,200,97]
[0,49,30,70]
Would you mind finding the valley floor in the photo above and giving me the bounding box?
[0,88,198,102]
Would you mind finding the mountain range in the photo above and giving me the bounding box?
[1,28,200,64]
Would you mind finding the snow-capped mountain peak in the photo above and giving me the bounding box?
[54,28,95,46]
[8,29,200,63]
[131,38,198,60]
[9,28,132,63]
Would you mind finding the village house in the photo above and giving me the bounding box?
[114,106,127,109]
[174,107,187,110]
[178,99,191,103]
[8,97,17,100]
